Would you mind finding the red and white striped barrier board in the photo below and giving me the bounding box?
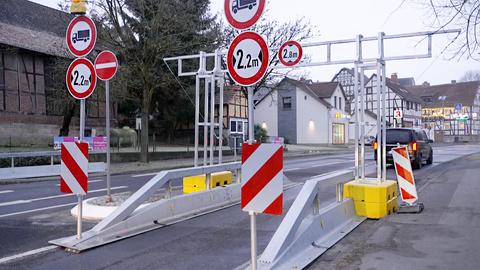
[60,142,88,195]
[392,146,418,205]
[241,143,283,215]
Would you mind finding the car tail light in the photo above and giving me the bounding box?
[373,141,378,150]
[409,141,417,152]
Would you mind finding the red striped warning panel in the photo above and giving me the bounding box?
[392,146,418,205]
[60,142,88,195]
[241,143,283,215]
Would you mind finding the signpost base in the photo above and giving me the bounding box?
[397,201,424,214]
[77,195,83,240]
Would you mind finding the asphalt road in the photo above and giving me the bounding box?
[0,144,479,270]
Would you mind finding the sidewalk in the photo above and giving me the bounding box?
[310,153,480,270]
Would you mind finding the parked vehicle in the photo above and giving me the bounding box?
[374,128,433,169]
[72,29,90,43]
[364,136,375,146]
[232,0,257,14]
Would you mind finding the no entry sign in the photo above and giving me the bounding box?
[66,15,97,57]
[279,40,303,67]
[66,58,97,100]
[95,51,118,81]
[224,0,266,30]
[227,31,269,86]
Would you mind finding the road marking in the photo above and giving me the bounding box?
[55,179,103,186]
[0,190,14,194]
[0,186,127,208]
[309,168,353,181]
[285,161,352,172]
[0,245,58,264]
[0,202,78,218]
[132,172,157,178]
[0,200,31,207]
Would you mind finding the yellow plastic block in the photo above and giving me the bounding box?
[344,180,397,203]
[353,197,398,219]
[183,171,233,194]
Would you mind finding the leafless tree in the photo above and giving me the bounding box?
[460,69,480,81]
[426,0,480,60]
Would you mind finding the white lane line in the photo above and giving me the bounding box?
[285,161,353,172]
[284,167,301,172]
[0,186,127,208]
[55,179,104,186]
[0,200,31,207]
[132,172,157,178]
[0,190,14,195]
[0,202,77,218]
[0,245,58,264]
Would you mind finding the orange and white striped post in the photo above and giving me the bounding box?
[392,146,423,213]
[391,146,418,205]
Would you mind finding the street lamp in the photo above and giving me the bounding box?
[70,0,87,14]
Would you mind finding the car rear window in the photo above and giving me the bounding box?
[386,129,412,144]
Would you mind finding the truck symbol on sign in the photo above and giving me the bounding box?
[232,0,257,14]
[72,30,90,44]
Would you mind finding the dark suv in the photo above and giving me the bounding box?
[374,128,433,169]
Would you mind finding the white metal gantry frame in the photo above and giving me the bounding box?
[164,29,459,182]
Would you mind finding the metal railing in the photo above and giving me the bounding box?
[0,151,106,180]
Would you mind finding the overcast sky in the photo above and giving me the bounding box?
[31,0,480,85]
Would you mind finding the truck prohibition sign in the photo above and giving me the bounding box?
[224,0,266,30]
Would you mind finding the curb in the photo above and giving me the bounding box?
[70,197,154,221]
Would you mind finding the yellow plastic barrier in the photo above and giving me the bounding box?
[183,171,233,194]
[344,180,398,219]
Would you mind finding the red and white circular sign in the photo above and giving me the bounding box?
[279,40,303,67]
[66,16,97,57]
[66,58,97,100]
[224,0,266,30]
[95,51,118,81]
[227,31,269,86]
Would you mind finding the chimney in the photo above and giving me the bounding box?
[422,81,430,86]
[391,73,398,83]
[451,80,456,84]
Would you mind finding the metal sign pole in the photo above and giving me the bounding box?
[219,76,224,164]
[78,99,86,239]
[210,75,215,166]
[194,76,200,167]
[247,86,257,270]
[353,63,359,180]
[204,78,209,166]
[360,68,366,180]
[105,80,112,201]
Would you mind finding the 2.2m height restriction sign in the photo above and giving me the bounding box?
[66,58,97,100]
[227,31,269,86]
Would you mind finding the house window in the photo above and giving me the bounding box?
[230,118,246,134]
[339,97,342,110]
[282,97,292,110]
[334,96,337,109]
